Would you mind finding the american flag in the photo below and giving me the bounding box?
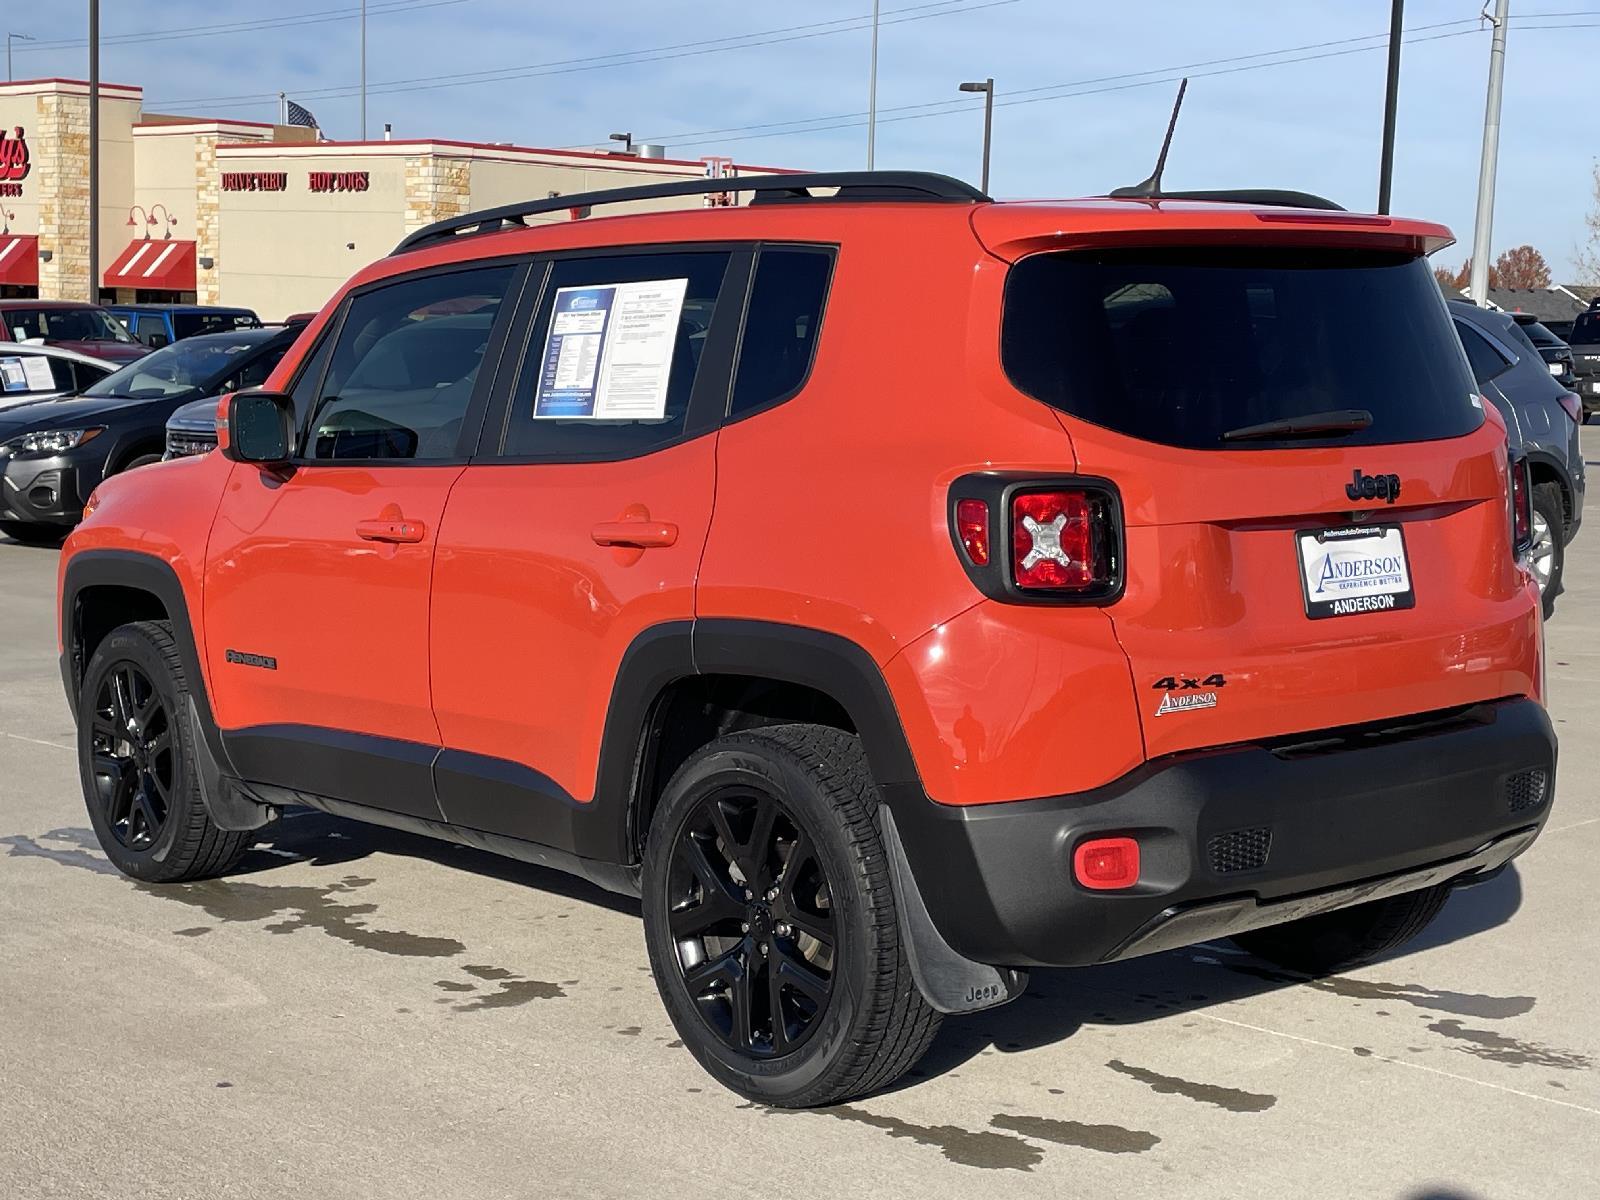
[284,98,320,132]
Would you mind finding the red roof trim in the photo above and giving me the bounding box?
[0,77,142,93]
[213,136,797,173]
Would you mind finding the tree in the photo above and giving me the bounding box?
[1434,258,1498,292]
[1493,244,1551,289]
[1577,162,1600,285]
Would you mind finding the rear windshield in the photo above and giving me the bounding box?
[1001,248,1482,449]
[1568,312,1600,345]
[1518,320,1563,349]
[173,310,260,339]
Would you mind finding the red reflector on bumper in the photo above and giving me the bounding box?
[1073,836,1140,890]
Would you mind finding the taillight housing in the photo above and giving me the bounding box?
[1510,453,1533,557]
[1557,391,1582,424]
[948,473,1123,604]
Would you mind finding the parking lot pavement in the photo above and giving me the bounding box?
[3,489,1598,1200]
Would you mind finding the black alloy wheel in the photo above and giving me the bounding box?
[89,661,173,851]
[667,787,837,1058]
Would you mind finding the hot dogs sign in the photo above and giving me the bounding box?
[0,127,29,198]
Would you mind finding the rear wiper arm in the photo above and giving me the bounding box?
[1221,408,1373,442]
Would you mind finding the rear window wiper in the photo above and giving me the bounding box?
[1221,408,1373,442]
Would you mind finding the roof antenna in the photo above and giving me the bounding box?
[1110,78,1188,199]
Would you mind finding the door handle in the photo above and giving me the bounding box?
[356,518,427,544]
[590,520,678,549]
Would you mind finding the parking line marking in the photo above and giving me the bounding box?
[1543,816,1599,836]
[2,732,72,751]
[1194,1009,1600,1117]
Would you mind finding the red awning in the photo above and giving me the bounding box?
[0,234,38,286]
[103,239,196,290]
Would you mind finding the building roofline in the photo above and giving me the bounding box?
[135,116,277,133]
[213,136,798,174]
[0,77,142,95]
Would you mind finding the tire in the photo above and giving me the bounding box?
[0,520,67,546]
[1230,884,1452,975]
[642,723,941,1107]
[78,620,252,883]
[1530,481,1564,620]
[118,453,164,473]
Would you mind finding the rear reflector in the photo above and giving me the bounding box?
[955,498,989,565]
[1073,836,1140,890]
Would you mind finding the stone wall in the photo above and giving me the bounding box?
[34,93,89,301]
[403,153,471,232]
[193,134,223,304]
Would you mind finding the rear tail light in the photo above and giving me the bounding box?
[1073,836,1140,890]
[948,475,1122,604]
[1557,391,1582,424]
[1511,454,1533,556]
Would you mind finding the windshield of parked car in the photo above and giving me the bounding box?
[1567,311,1600,345]
[1002,247,1482,449]
[5,306,137,344]
[82,334,270,401]
[1518,320,1564,349]
[173,310,261,339]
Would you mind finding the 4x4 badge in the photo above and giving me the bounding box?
[1346,470,1402,504]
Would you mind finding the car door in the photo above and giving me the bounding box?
[203,261,524,820]
[429,246,749,847]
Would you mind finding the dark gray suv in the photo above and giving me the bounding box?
[1450,299,1584,616]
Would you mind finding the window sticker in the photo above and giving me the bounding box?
[533,278,688,420]
[0,357,27,392]
[20,355,55,391]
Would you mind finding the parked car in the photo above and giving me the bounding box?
[57,173,1555,1107]
[0,341,118,410]
[1565,304,1600,417]
[1451,299,1584,615]
[0,300,150,365]
[0,327,293,543]
[108,303,262,349]
[162,324,304,459]
[1510,313,1576,388]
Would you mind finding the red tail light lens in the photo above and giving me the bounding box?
[1511,456,1532,554]
[955,499,990,566]
[1011,490,1103,591]
[1558,391,1582,424]
[1073,836,1140,890]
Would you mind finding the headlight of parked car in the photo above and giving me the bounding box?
[0,427,105,457]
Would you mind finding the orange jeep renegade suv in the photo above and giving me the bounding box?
[58,172,1556,1107]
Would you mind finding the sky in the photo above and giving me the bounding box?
[9,0,1595,277]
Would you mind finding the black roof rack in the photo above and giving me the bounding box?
[1111,187,1346,212]
[392,170,989,255]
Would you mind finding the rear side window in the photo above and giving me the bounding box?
[1002,248,1482,450]
[1456,322,1512,386]
[500,251,733,460]
[730,248,833,418]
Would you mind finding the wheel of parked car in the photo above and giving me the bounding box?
[0,520,66,546]
[119,452,164,473]
[78,620,253,883]
[641,724,941,1107]
[1530,482,1565,620]
[1230,884,1452,975]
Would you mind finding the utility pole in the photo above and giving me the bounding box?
[1469,0,1510,305]
[867,0,879,169]
[360,0,367,140]
[88,0,100,303]
[1377,0,1404,213]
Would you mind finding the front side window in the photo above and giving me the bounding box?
[306,266,516,461]
[500,251,732,460]
[1002,247,1483,449]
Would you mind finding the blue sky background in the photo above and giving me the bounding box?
[10,0,1594,276]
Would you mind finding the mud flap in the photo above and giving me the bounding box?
[879,807,1028,1014]
[187,698,279,832]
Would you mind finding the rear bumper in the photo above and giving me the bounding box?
[885,698,1555,968]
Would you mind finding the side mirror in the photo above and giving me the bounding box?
[148,333,170,349]
[222,390,295,464]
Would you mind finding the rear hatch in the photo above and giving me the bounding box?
[986,217,1538,759]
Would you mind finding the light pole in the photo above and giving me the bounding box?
[7,32,35,82]
[867,0,879,169]
[359,0,367,140]
[89,0,99,303]
[1469,0,1510,305]
[959,78,994,194]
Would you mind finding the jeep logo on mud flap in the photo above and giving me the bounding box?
[1346,470,1402,504]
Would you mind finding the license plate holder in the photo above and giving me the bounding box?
[1296,525,1414,619]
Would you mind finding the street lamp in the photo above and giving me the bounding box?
[958,78,994,195]
[7,32,35,82]
[608,132,634,155]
